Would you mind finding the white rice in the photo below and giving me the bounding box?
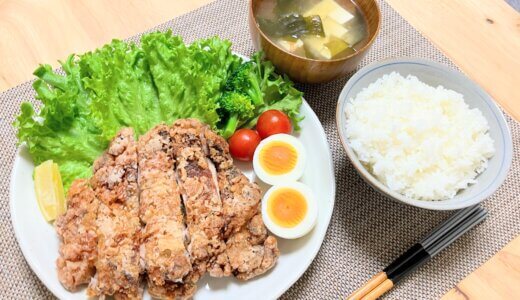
[345,72,495,201]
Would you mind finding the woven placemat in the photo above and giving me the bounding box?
[1,0,519,299]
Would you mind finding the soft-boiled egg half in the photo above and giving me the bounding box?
[261,182,318,239]
[253,134,306,185]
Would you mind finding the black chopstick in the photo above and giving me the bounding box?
[346,205,487,300]
[421,205,481,249]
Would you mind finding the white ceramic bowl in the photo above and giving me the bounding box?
[336,58,513,210]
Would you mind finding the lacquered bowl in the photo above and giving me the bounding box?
[336,58,513,210]
[249,0,381,84]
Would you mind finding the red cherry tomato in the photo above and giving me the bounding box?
[228,129,261,161]
[256,110,292,139]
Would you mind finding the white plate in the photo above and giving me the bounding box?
[10,100,336,300]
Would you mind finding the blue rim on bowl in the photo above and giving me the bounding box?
[336,58,513,210]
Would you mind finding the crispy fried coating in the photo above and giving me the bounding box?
[147,281,197,300]
[138,125,191,287]
[204,127,261,238]
[88,128,142,299]
[227,214,280,280]
[147,271,198,300]
[55,179,99,291]
[204,126,279,280]
[55,120,280,299]
[170,120,226,277]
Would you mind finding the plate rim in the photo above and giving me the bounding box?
[270,99,336,299]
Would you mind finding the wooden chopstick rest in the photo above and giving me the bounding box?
[346,272,387,300]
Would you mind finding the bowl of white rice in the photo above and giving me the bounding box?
[336,58,512,210]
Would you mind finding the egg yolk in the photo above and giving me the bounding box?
[267,188,307,228]
[259,141,298,175]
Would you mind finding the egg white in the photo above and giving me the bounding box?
[261,182,318,239]
[253,134,306,185]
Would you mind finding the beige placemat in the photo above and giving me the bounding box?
[1,0,519,299]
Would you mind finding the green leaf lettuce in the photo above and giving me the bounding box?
[14,31,302,191]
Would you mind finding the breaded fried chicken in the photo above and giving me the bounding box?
[55,179,99,291]
[146,277,197,300]
[204,126,280,280]
[55,120,280,299]
[204,127,261,238]
[88,128,142,299]
[170,119,227,280]
[137,125,192,294]
[226,214,279,280]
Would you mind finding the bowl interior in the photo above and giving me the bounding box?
[337,59,513,210]
[250,0,381,63]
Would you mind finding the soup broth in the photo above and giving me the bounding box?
[255,0,369,60]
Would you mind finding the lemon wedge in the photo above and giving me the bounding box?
[34,160,66,222]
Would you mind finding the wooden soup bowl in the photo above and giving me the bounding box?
[249,0,381,84]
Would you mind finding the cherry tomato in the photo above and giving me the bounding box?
[228,129,261,161]
[256,110,292,139]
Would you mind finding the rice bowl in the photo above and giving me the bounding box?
[344,72,495,201]
[336,58,512,210]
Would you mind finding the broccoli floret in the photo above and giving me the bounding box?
[217,52,303,137]
[218,92,255,138]
[224,62,264,107]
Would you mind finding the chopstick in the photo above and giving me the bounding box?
[346,205,487,300]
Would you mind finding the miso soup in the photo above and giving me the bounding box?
[255,0,369,60]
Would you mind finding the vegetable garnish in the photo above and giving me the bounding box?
[256,110,292,139]
[14,31,303,190]
[229,129,262,162]
[218,53,304,138]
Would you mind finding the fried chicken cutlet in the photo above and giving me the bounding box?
[171,119,227,278]
[88,128,142,299]
[54,120,281,299]
[55,179,99,291]
[144,119,229,299]
[204,127,262,237]
[204,126,280,280]
[226,214,280,280]
[137,125,192,295]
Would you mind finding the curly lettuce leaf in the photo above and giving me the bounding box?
[240,53,304,129]
[141,32,241,128]
[80,40,161,139]
[14,32,243,190]
[14,31,303,192]
[15,57,107,190]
